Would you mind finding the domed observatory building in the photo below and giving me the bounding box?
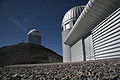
[63,0,120,61]
[61,6,84,62]
[27,29,41,44]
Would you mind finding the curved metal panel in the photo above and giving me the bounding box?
[64,0,120,46]
[62,6,84,27]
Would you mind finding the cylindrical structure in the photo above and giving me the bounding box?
[61,6,84,62]
[62,29,71,62]
[27,29,41,44]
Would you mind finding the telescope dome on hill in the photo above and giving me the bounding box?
[27,29,41,44]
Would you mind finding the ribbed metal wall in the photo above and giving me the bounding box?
[64,0,120,46]
[62,6,84,26]
[62,6,85,62]
[92,8,120,59]
[84,35,94,60]
[71,39,83,62]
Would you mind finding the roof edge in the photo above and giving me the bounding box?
[64,0,120,46]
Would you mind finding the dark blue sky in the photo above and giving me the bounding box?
[0,0,88,55]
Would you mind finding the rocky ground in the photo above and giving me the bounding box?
[0,58,120,80]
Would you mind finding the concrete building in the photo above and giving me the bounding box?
[27,29,41,44]
[62,0,120,62]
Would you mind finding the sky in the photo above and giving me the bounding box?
[0,0,88,56]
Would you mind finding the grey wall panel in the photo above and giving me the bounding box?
[71,39,83,62]
[28,35,41,44]
[84,35,94,60]
[62,29,71,62]
[92,8,120,59]
[64,0,120,46]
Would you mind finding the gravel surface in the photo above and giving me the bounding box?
[0,58,120,80]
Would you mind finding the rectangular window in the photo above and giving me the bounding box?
[66,23,71,30]
[65,22,73,30]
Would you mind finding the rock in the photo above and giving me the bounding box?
[10,74,22,80]
[0,58,120,80]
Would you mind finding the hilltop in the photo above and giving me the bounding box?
[0,43,62,65]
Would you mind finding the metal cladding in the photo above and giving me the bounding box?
[61,6,84,62]
[61,0,120,62]
[71,39,84,62]
[64,0,120,46]
[27,29,41,36]
[62,6,84,27]
[92,8,120,59]
[27,29,41,44]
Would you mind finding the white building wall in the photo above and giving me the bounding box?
[92,8,120,59]
[84,35,94,60]
[28,35,41,44]
[71,39,83,62]
[62,29,71,62]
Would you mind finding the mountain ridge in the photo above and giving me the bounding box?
[0,43,62,65]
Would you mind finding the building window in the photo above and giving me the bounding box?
[73,21,76,25]
[62,21,74,31]
[65,23,71,30]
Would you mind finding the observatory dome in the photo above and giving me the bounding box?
[27,29,41,44]
[27,29,41,36]
[62,6,84,27]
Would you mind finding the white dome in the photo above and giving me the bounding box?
[62,6,84,26]
[27,29,41,36]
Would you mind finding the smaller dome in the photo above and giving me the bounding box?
[62,6,84,27]
[27,29,41,36]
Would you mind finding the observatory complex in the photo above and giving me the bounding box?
[61,0,120,62]
[0,29,62,65]
[61,6,85,62]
